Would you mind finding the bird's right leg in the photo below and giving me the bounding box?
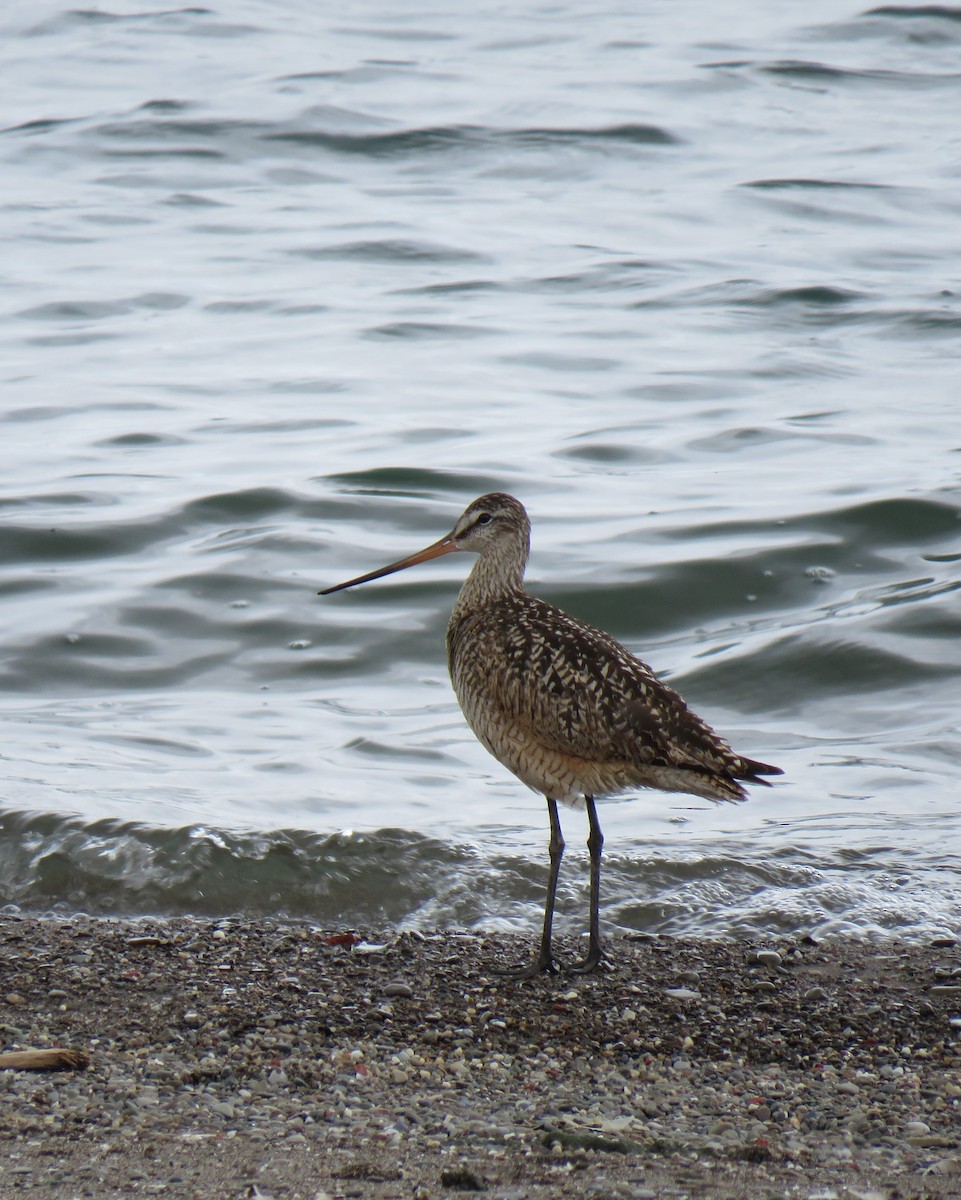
[496,796,563,977]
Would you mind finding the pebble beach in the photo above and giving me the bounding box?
[2,914,960,1199]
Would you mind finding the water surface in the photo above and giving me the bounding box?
[1,1,960,941]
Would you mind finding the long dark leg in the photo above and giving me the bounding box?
[568,795,605,973]
[496,796,563,978]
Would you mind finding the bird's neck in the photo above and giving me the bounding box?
[453,534,529,617]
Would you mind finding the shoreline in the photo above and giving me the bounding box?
[2,913,959,1198]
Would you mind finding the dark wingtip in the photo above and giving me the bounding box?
[738,758,784,787]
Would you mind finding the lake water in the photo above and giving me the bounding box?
[2,1,960,943]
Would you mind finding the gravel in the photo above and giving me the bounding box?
[1,913,960,1199]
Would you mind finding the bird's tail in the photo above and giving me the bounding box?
[736,757,783,786]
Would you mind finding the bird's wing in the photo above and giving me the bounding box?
[478,596,739,774]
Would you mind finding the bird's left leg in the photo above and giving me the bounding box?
[567,795,606,973]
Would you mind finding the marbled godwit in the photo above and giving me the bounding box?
[321,493,781,975]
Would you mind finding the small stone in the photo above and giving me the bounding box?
[383,982,413,998]
[4,993,25,1006]
[541,1128,637,1154]
[905,1120,931,1135]
[804,986,828,1002]
[752,950,782,968]
[664,988,700,1001]
[439,1166,485,1190]
[925,1158,961,1177]
[352,941,389,955]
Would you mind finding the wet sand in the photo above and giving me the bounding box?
[2,914,960,1199]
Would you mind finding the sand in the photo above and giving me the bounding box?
[2,913,960,1199]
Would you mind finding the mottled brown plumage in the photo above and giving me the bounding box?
[321,492,782,975]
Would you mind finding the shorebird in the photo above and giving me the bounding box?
[321,493,781,976]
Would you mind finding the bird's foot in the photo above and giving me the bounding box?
[565,943,606,975]
[493,952,558,979]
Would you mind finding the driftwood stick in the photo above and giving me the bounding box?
[0,1048,89,1071]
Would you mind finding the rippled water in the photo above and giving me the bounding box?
[2,1,960,941]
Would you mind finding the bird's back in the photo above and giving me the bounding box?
[447,593,778,803]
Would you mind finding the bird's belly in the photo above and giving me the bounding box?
[464,715,720,803]
[455,689,633,803]
[481,726,585,803]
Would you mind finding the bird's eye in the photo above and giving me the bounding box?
[476,512,492,526]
